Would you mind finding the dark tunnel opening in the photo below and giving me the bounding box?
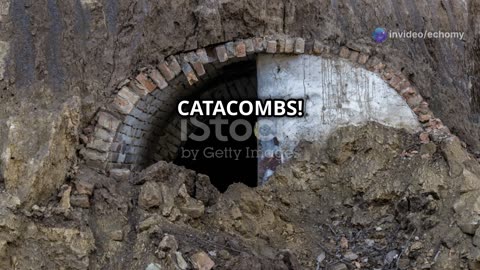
[173,60,258,192]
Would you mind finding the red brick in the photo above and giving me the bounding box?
[135,73,156,93]
[113,96,133,115]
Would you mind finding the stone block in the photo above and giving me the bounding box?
[149,69,168,89]
[244,39,255,53]
[339,47,351,58]
[97,112,121,132]
[158,62,175,81]
[135,73,156,93]
[182,63,199,85]
[235,41,246,57]
[215,45,228,62]
[294,38,305,54]
[285,38,295,53]
[266,40,277,53]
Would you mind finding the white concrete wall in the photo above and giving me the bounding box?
[257,54,421,183]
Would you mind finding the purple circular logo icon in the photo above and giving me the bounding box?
[372,27,387,43]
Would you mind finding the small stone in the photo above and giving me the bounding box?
[358,53,369,64]
[59,185,72,210]
[420,132,430,144]
[316,251,326,263]
[349,51,359,62]
[339,47,350,58]
[313,40,323,54]
[111,230,123,241]
[191,251,215,270]
[179,198,205,218]
[139,181,163,209]
[109,168,131,181]
[175,252,188,270]
[74,180,94,196]
[145,263,162,270]
[159,234,178,251]
[384,250,399,265]
[330,263,348,270]
[70,194,90,208]
[410,241,423,251]
[365,239,375,247]
[339,236,349,249]
[344,251,358,261]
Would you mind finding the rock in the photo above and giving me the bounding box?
[474,228,480,247]
[59,185,72,210]
[70,194,90,208]
[384,250,399,265]
[339,236,349,249]
[74,180,94,196]
[1,97,80,206]
[453,190,480,234]
[175,252,189,270]
[441,138,469,177]
[159,234,178,251]
[139,181,163,209]
[179,198,205,218]
[330,263,348,270]
[109,168,131,181]
[145,263,162,270]
[191,251,215,270]
[139,215,162,232]
[195,174,220,206]
[461,169,480,193]
[111,230,123,241]
[343,251,358,261]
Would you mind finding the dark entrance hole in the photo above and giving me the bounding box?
[173,61,258,192]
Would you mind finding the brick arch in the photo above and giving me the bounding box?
[80,36,453,171]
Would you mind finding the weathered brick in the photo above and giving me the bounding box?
[182,63,198,85]
[349,51,359,62]
[94,127,114,142]
[215,45,228,62]
[418,114,432,123]
[277,38,286,53]
[294,38,305,54]
[196,48,210,64]
[114,95,135,114]
[158,62,175,81]
[225,42,235,58]
[97,112,121,132]
[244,39,255,53]
[313,40,323,54]
[339,47,351,58]
[118,86,140,104]
[254,37,265,52]
[149,69,168,89]
[135,74,156,94]
[235,41,247,57]
[389,75,403,90]
[266,40,277,53]
[285,38,295,53]
[419,132,430,144]
[358,54,369,65]
[167,56,182,75]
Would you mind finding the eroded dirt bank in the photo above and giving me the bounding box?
[1,122,480,269]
